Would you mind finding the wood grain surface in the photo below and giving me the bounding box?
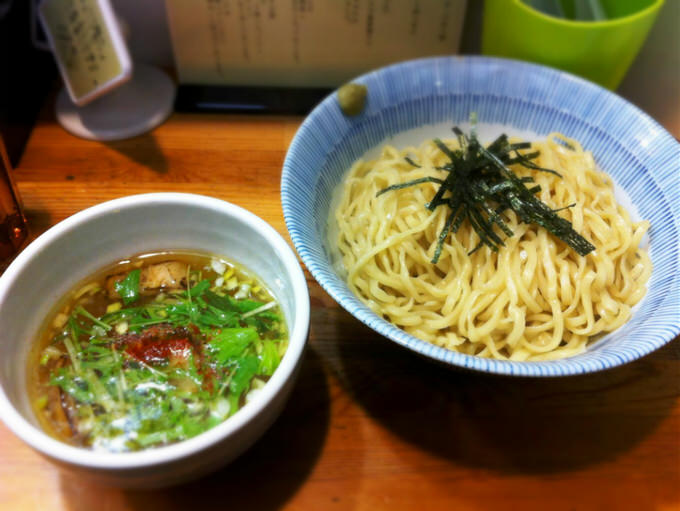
[1,111,678,511]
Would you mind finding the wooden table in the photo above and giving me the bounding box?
[1,111,679,511]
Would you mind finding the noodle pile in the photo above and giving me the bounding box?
[333,134,651,360]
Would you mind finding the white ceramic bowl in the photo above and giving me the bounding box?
[0,193,310,487]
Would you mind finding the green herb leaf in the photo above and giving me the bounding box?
[229,355,259,400]
[74,306,112,331]
[204,289,266,315]
[114,269,141,305]
[231,298,265,314]
[188,279,211,297]
[203,290,235,312]
[50,372,96,403]
[208,328,259,365]
[259,340,281,376]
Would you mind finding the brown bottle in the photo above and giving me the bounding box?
[0,135,28,271]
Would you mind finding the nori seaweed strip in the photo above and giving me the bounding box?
[508,141,532,151]
[404,156,421,168]
[514,153,563,177]
[432,205,462,263]
[375,122,596,262]
[376,177,445,197]
[478,143,594,255]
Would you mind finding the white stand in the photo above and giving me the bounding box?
[55,64,176,141]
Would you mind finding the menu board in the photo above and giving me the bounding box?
[166,0,467,87]
[39,0,131,105]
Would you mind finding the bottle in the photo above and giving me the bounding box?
[0,135,28,271]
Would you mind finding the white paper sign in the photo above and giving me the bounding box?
[166,0,467,87]
[39,0,131,105]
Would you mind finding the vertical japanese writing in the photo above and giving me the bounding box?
[254,1,262,55]
[409,0,420,35]
[291,0,300,62]
[237,0,250,61]
[344,0,359,23]
[55,0,113,88]
[206,0,229,77]
[438,0,451,42]
[297,0,313,11]
[365,0,374,45]
[167,0,467,86]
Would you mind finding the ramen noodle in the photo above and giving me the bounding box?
[333,133,651,361]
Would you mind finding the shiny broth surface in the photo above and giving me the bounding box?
[28,251,287,452]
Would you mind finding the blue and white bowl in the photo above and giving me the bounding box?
[282,56,680,377]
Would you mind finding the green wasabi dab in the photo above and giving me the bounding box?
[337,83,367,116]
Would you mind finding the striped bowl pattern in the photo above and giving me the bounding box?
[281,56,680,377]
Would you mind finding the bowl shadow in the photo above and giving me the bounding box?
[325,306,680,475]
[59,346,331,511]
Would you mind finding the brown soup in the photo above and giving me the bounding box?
[28,251,287,452]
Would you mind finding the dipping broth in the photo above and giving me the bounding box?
[28,251,288,452]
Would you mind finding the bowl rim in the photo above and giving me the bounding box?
[0,192,310,469]
[281,55,680,377]
[508,0,665,29]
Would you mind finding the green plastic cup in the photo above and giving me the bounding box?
[482,0,665,89]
